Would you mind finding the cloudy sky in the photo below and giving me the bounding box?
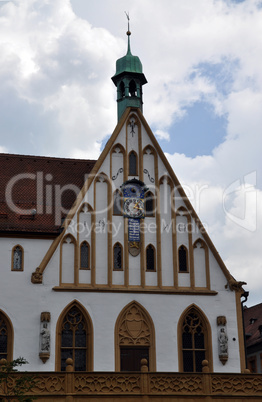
[0,0,261,306]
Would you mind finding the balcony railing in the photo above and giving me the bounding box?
[1,358,262,401]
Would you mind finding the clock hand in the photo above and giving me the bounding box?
[134,202,142,210]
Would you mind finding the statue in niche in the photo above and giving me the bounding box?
[40,322,50,352]
[218,327,228,355]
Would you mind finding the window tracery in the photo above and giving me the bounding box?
[178,306,212,373]
[115,302,156,371]
[56,302,93,372]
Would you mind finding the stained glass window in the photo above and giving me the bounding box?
[182,310,206,372]
[12,246,23,270]
[61,306,87,371]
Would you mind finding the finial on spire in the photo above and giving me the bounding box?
[125,11,131,36]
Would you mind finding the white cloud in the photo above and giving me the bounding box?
[155,129,170,142]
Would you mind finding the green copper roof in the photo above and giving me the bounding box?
[113,33,145,79]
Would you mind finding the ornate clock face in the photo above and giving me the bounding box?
[124,198,144,218]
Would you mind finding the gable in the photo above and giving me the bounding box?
[32,107,244,294]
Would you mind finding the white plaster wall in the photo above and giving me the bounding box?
[0,265,241,373]
[194,242,207,288]
[61,238,75,283]
[0,235,241,373]
[111,150,124,189]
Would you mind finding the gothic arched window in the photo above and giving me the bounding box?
[178,245,188,272]
[57,303,93,372]
[0,311,13,361]
[178,306,212,372]
[80,241,90,270]
[113,242,122,270]
[146,244,155,271]
[12,245,23,271]
[129,151,137,176]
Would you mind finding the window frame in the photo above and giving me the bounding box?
[177,305,213,373]
[128,150,138,176]
[0,310,14,362]
[115,301,156,371]
[11,244,24,271]
[146,244,156,272]
[178,245,189,273]
[113,242,123,271]
[80,241,90,270]
[55,301,93,372]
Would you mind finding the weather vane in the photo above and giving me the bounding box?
[125,11,131,35]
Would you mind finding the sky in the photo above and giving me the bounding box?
[0,0,261,306]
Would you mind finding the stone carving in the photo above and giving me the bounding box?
[150,374,203,394]
[217,316,227,326]
[40,323,50,352]
[228,278,247,291]
[74,374,141,393]
[219,327,228,354]
[41,312,51,322]
[217,317,228,365]
[39,314,51,363]
[2,372,262,398]
[31,267,43,284]
[119,303,151,346]
[128,241,141,256]
[212,375,262,394]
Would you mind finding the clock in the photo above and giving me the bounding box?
[124,198,144,218]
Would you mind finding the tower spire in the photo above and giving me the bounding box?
[125,11,131,54]
[111,15,147,121]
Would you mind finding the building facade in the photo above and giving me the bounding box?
[0,30,246,377]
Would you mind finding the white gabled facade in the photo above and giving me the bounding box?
[0,107,246,374]
[0,30,246,374]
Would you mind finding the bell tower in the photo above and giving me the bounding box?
[111,17,147,121]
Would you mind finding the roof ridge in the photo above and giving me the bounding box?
[0,153,97,163]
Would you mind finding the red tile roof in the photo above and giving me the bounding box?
[0,153,96,234]
[244,303,262,348]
